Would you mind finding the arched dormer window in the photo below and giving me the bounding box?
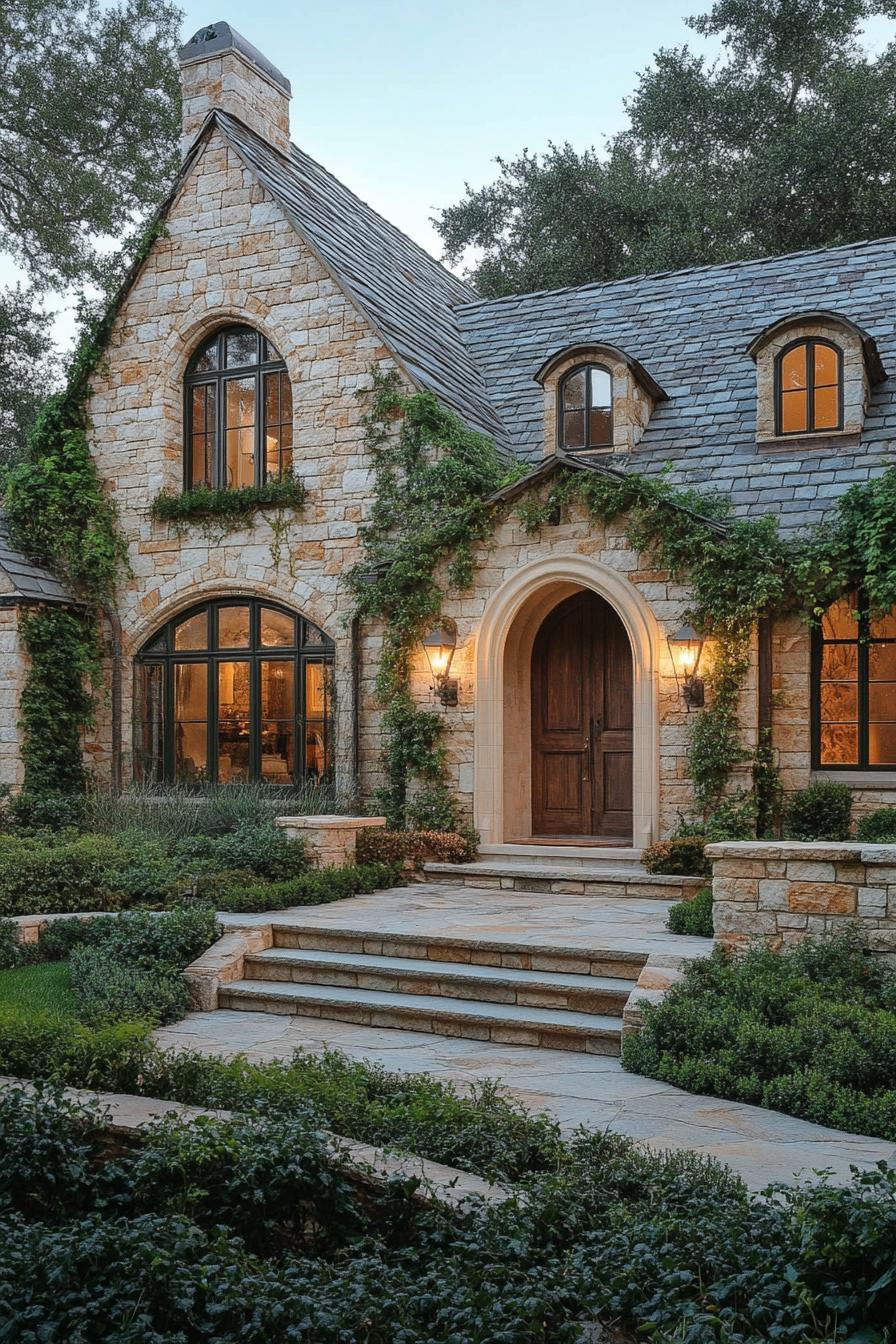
[185,325,293,490]
[559,364,613,451]
[775,338,842,436]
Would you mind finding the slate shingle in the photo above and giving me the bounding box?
[0,517,75,608]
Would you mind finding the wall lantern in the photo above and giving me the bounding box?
[667,623,705,708]
[422,624,458,707]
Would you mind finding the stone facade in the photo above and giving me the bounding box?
[709,839,896,962]
[0,609,25,790]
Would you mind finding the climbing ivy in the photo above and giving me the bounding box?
[349,370,509,828]
[150,477,306,570]
[354,371,896,832]
[0,224,164,792]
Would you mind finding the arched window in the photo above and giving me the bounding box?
[813,593,896,768]
[776,338,842,436]
[185,325,293,489]
[136,598,333,786]
[559,364,613,451]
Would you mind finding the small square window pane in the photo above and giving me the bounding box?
[225,329,257,368]
[869,609,896,640]
[193,337,218,373]
[821,642,857,680]
[174,611,208,650]
[589,407,612,446]
[261,607,295,647]
[781,344,807,391]
[261,660,295,717]
[218,605,250,647]
[563,370,586,410]
[261,721,294,781]
[813,384,839,430]
[821,596,858,641]
[814,343,838,387]
[869,722,896,765]
[563,409,585,449]
[820,723,858,765]
[870,682,896,722]
[780,389,808,433]
[820,682,857,721]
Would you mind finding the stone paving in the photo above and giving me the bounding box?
[221,882,712,960]
[157,884,896,1189]
[156,1007,896,1190]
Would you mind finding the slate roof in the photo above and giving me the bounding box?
[0,517,75,608]
[216,113,504,443]
[455,237,896,533]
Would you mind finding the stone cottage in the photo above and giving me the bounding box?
[2,20,896,858]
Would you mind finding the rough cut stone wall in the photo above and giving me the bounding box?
[709,839,896,962]
[85,127,402,793]
[0,608,25,790]
[771,614,896,819]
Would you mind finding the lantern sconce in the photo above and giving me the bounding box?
[667,623,705,709]
[422,624,458,707]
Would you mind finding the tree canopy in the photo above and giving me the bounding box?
[435,0,896,297]
[0,0,182,459]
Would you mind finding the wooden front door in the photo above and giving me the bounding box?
[531,591,633,839]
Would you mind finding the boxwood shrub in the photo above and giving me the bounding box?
[857,805,896,844]
[667,885,714,937]
[624,929,896,1140]
[783,779,853,841]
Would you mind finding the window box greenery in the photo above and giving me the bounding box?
[149,475,306,531]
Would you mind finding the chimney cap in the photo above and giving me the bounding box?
[178,21,291,95]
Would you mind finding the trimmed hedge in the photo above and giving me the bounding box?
[857,806,896,844]
[195,861,402,912]
[783,779,853,841]
[667,885,714,937]
[641,835,709,876]
[356,828,477,866]
[624,929,896,1141]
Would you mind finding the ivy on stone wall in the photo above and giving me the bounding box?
[0,224,164,793]
[349,369,510,829]
[150,477,306,570]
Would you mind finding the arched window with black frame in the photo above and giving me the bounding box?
[558,363,613,451]
[135,598,334,786]
[813,592,896,768]
[775,338,842,436]
[185,325,293,490]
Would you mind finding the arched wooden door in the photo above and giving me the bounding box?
[531,591,633,840]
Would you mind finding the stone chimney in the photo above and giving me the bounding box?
[178,21,292,159]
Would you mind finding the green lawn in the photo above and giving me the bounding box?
[0,961,77,1020]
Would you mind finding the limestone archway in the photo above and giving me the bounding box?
[473,555,660,849]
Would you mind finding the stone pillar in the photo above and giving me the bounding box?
[276,814,387,868]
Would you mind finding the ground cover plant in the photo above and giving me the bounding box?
[666,885,714,938]
[625,929,896,1141]
[2,1083,896,1342]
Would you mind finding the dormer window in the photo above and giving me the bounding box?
[185,325,293,490]
[776,339,842,436]
[559,364,613,451]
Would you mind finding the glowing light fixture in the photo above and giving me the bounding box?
[422,624,458,707]
[667,622,705,708]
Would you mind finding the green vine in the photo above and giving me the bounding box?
[0,223,165,793]
[350,370,508,828]
[150,477,306,570]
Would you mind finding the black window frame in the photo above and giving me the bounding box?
[135,597,334,787]
[774,337,844,437]
[183,324,293,490]
[811,592,896,771]
[558,363,614,452]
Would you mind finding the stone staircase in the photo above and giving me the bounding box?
[422,850,703,902]
[218,922,649,1055]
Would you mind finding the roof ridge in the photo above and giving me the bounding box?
[454,233,896,313]
[279,132,476,305]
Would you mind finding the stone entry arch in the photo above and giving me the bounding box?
[473,555,660,849]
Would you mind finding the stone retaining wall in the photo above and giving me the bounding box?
[708,840,896,961]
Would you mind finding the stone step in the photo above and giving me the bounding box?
[269,923,647,981]
[218,979,624,1054]
[243,947,633,1015]
[423,860,704,901]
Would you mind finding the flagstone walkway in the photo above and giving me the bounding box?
[156,1006,896,1190]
